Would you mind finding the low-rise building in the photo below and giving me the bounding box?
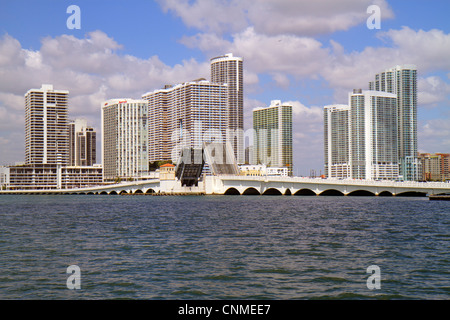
[7,164,103,190]
[0,166,9,190]
[239,164,289,177]
[159,163,176,180]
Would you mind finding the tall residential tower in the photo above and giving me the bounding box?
[324,104,351,179]
[101,99,148,181]
[369,65,418,181]
[210,53,244,164]
[69,119,97,167]
[253,100,293,176]
[25,84,69,165]
[349,89,399,180]
[323,90,399,181]
[142,79,228,164]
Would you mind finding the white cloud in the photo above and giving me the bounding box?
[323,27,450,103]
[419,119,450,153]
[159,0,394,36]
[418,76,450,107]
[158,0,248,35]
[183,27,330,82]
[0,31,208,164]
[377,27,450,72]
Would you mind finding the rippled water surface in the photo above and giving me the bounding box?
[0,195,449,299]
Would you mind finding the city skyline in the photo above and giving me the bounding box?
[1,1,450,175]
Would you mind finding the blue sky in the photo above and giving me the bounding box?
[1,0,450,175]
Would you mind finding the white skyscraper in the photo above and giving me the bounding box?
[369,65,418,181]
[210,53,244,164]
[25,84,69,165]
[101,99,148,181]
[349,89,399,180]
[324,104,351,179]
[324,90,399,181]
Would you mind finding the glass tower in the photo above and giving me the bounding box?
[369,65,418,181]
[253,100,293,176]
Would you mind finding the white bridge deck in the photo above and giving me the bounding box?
[1,176,450,196]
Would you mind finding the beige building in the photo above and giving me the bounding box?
[159,163,176,180]
[419,153,450,181]
[142,79,228,164]
[69,119,97,167]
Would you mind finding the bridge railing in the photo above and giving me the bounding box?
[216,175,450,189]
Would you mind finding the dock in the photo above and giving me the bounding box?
[429,194,450,201]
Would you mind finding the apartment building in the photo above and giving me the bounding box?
[69,119,97,167]
[142,79,228,164]
[253,100,293,176]
[101,99,149,181]
[25,84,69,165]
[210,53,244,164]
[324,104,351,179]
[369,65,419,180]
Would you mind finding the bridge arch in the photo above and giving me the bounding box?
[242,187,261,195]
[134,189,143,195]
[109,190,118,195]
[294,188,316,196]
[396,191,427,197]
[99,191,108,195]
[262,188,282,195]
[145,188,156,195]
[347,190,375,197]
[319,189,345,196]
[119,190,128,195]
[224,187,240,195]
[378,191,393,197]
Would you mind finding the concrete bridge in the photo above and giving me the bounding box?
[2,176,450,197]
[210,176,450,196]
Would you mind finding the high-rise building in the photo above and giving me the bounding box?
[349,89,399,180]
[69,119,96,166]
[253,100,293,176]
[369,65,418,181]
[101,99,148,181]
[25,84,69,165]
[210,53,244,164]
[324,104,351,179]
[323,90,399,180]
[142,79,228,164]
[418,153,450,181]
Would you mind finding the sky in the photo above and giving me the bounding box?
[1,0,450,176]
